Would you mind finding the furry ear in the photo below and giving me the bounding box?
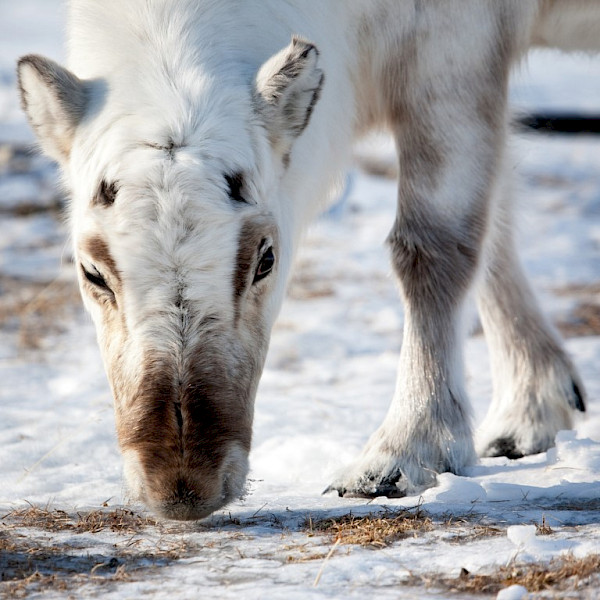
[17,54,87,164]
[255,36,324,159]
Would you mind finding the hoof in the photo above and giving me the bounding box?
[481,437,524,460]
[324,466,408,499]
[569,380,586,412]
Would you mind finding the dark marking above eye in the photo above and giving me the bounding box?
[93,180,118,207]
[225,172,246,204]
[84,235,122,287]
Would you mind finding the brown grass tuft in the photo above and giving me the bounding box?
[550,282,600,338]
[303,511,600,594]
[2,506,158,534]
[2,506,72,532]
[536,516,553,536]
[435,554,600,595]
[304,509,507,548]
[76,508,159,534]
[305,509,434,548]
[557,302,600,338]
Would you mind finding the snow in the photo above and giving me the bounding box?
[497,585,529,600]
[1,3,599,599]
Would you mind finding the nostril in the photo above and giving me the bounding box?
[174,402,183,429]
[173,402,184,456]
[157,478,207,520]
[173,476,203,504]
[175,476,187,499]
[126,442,250,521]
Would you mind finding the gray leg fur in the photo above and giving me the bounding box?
[476,178,585,458]
[327,44,512,497]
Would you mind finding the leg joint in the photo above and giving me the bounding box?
[388,215,483,303]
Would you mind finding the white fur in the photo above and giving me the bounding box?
[17,0,600,515]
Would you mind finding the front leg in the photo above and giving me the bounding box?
[329,210,482,497]
[328,17,516,496]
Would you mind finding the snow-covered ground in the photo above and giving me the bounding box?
[1,3,599,599]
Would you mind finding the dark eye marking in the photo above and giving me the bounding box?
[93,180,118,207]
[225,172,246,204]
[252,243,275,284]
[81,264,113,295]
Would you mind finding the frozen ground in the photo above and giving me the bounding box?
[1,3,600,599]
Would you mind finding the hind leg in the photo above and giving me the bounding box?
[476,178,585,459]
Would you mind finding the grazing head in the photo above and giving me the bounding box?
[17,35,323,520]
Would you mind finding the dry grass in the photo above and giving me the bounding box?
[304,509,509,549]
[305,509,435,548]
[76,508,160,534]
[2,505,598,598]
[2,506,159,534]
[553,282,600,297]
[1,564,132,599]
[557,302,600,338]
[426,554,600,595]
[0,275,81,350]
[1,506,72,532]
[536,516,553,536]
[284,546,330,564]
[287,271,336,300]
[446,524,504,544]
[550,282,600,338]
[546,499,600,512]
[1,528,119,598]
[0,141,76,352]
[0,506,180,598]
[301,511,600,595]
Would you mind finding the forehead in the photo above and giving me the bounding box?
[69,78,277,307]
[71,72,266,194]
[73,95,263,235]
[76,142,242,246]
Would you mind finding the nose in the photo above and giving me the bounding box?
[125,442,250,521]
[154,477,225,521]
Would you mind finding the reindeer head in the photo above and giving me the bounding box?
[17,36,323,519]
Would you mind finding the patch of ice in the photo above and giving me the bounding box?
[496,584,529,600]
[507,524,538,547]
[507,525,577,562]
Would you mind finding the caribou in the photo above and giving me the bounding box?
[18,0,598,520]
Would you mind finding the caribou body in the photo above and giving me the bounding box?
[18,0,598,520]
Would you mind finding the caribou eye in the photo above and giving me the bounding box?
[253,246,275,284]
[225,172,246,204]
[81,264,112,293]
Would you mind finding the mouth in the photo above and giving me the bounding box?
[121,443,250,521]
[153,494,225,521]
